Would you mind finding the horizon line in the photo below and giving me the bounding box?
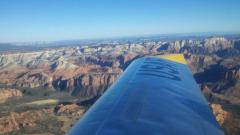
[1,31,240,44]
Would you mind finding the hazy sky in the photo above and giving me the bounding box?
[0,0,240,42]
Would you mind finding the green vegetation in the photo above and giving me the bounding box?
[0,87,82,135]
[0,87,77,115]
[25,99,59,106]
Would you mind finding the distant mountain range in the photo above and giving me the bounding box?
[1,33,240,52]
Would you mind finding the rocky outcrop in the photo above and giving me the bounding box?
[0,48,123,99]
[209,103,240,135]
[203,37,233,53]
[117,52,140,69]
[193,55,240,94]
[222,109,240,135]
[186,54,219,73]
[85,56,120,67]
[182,37,233,54]
[156,37,234,55]
[54,103,85,116]
[0,109,51,134]
[71,73,120,98]
[0,66,122,99]
[14,71,51,88]
[210,104,228,125]
[187,54,240,105]
[0,88,22,103]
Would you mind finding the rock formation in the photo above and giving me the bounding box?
[0,48,123,100]
[0,109,51,134]
[54,103,85,117]
[0,88,22,103]
[210,104,228,125]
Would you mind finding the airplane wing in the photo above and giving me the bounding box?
[68,54,224,135]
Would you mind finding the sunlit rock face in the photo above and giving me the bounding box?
[0,88,22,103]
[54,103,85,116]
[0,47,125,99]
[203,37,233,53]
[210,104,228,125]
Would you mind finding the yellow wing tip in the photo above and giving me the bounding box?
[159,54,187,64]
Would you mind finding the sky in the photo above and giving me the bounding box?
[0,0,240,42]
